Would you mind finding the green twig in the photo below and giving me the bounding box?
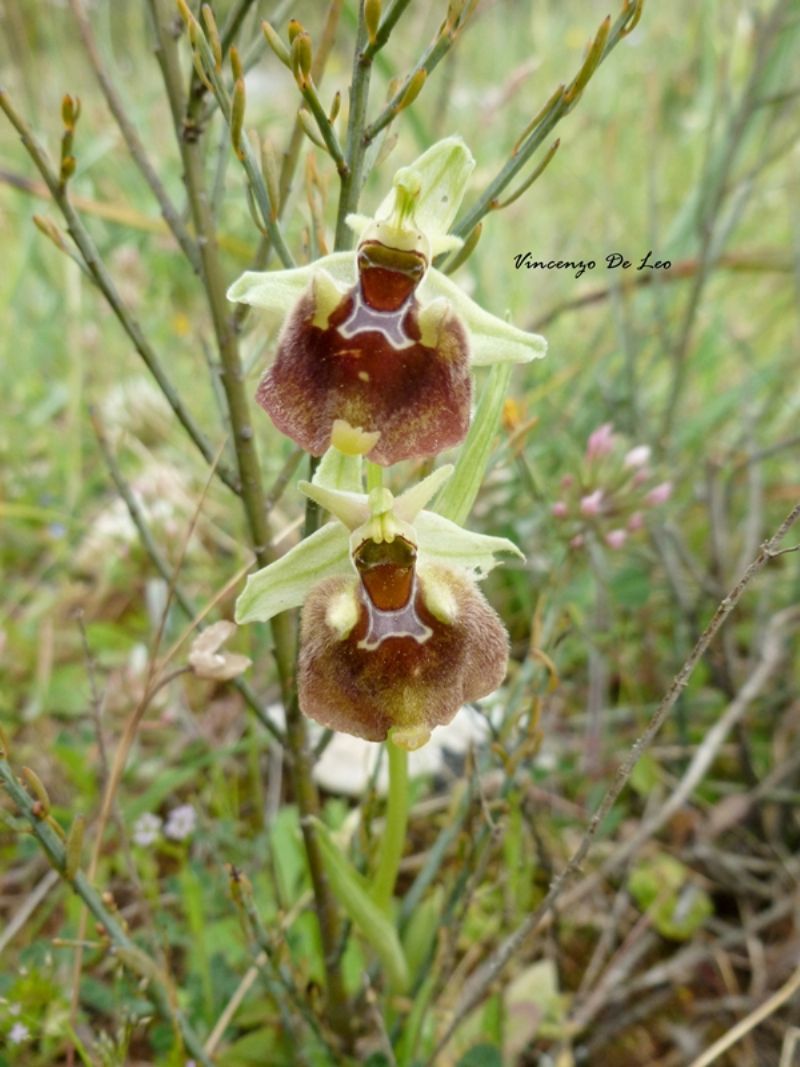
[430,498,800,1060]
[230,866,333,1051]
[296,75,347,176]
[660,0,791,439]
[362,0,414,61]
[363,3,474,145]
[168,0,295,268]
[233,0,343,332]
[220,0,259,56]
[334,0,372,249]
[150,7,353,1042]
[451,0,644,242]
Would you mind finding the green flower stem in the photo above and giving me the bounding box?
[366,460,384,492]
[0,757,214,1067]
[371,737,410,912]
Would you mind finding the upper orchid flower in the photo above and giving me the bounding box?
[227,137,547,466]
[235,450,522,750]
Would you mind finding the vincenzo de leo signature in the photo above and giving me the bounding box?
[513,250,671,279]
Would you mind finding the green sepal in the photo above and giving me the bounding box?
[234,523,350,624]
[416,512,523,578]
[225,253,354,326]
[311,817,410,992]
[422,269,547,366]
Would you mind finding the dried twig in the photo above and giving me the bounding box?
[687,963,800,1067]
[432,499,800,1058]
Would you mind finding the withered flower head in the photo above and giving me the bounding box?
[228,137,547,466]
[235,451,522,750]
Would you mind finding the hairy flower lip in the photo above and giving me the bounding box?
[298,564,509,749]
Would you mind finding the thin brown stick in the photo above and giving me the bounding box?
[687,963,800,1067]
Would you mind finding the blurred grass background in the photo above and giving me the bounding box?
[1,0,800,1064]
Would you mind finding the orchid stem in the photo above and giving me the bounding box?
[372,737,410,912]
[366,460,384,492]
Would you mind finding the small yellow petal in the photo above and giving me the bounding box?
[389,723,432,751]
[330,419,382,456]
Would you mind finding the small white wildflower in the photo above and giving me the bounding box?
[8,1003,21,1016]
[164,804,197,841]
[9,1021,30,1045]
[132,812,162,847]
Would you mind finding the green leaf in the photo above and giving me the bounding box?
[434,362,512,525]
[311,817,410,992]
[628,855,714,941]
[402,889,443,981]
[456,1044,503,1067]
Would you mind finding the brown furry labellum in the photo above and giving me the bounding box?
[256,243,471,466]
[298,551,509,751]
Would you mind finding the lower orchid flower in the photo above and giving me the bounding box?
[235,451,522,750]
[227,137,546,465]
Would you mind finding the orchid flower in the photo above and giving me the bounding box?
[235,450,522,750]
[227,137,546,466]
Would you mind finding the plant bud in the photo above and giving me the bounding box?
[396,68,426,112]
[291,30,312,86]
[261,21,292,67]
[230,45,244,81]
[260,134,281,219]
[365,0,381,44]
[201,4,222,69]
[230,78,246,159]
